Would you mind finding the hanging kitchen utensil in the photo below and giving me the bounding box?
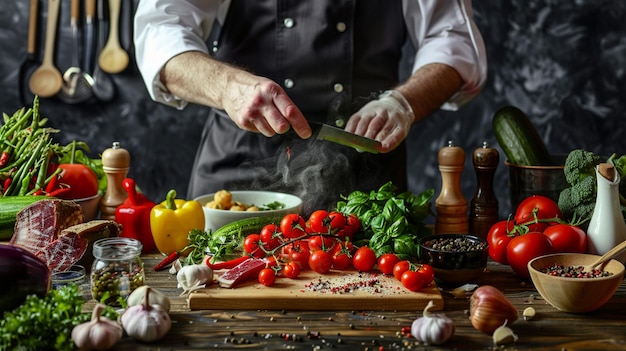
[18,0,40,106]
[29,0,63,98]
[92,0,115,101]
[58,0,94,103]
[310,122,382,154]
[83,0,96,78]
[98,0,128,74]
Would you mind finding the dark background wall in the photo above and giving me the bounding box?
[1,1,625,219]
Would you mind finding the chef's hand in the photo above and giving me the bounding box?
[223,75,312,139]
[345,90,415,153]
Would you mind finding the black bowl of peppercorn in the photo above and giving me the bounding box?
[418,234,489,285]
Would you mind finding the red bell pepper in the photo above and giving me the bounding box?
[115,178,157,253]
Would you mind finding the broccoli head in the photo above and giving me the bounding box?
[563,149,601,186]
[558,176,597,225]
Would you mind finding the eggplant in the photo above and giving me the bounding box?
[0,244,51,313]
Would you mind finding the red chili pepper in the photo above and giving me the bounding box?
[45,172,59,194]
[0,151,10,167]
[206,256,250,270]
[154,251,181,271]
[47,187,71,197]
[3,178,11,194]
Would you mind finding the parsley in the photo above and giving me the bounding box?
[336,181,435,259]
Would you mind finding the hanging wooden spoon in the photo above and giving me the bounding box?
[97,0,128,74]
[29,0,63,98]
[583,240,626,272]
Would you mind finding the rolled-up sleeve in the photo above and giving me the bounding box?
[134,0,224,109]
[403,0,487,110]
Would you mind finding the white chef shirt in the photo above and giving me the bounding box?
[134,0,487,111]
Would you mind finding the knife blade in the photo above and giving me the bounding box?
[310,122,382,154]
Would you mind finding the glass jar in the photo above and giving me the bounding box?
[52,265,91,300]
[91,237,144,305]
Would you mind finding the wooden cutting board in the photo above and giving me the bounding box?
[188,269,444,311]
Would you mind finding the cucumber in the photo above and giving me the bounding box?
[208,215,283,260]
[0,196,48,240]
[492,106,552,166]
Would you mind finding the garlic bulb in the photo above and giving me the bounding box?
[71,303,122,350]
[127,285,171,312]
[469,285,518,334]
[411,300,455,345]
[121,287,172,342]
[177,263,213,296]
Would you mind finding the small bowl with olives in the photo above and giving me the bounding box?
[527,253,625,313]
[418,234,489,285]
[194,190,303,232]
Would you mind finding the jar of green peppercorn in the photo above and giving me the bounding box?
[91,237,144,306]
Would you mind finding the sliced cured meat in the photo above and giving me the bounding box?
[217,257,267,288]
[35,233,88,273]
[10,199,84,255]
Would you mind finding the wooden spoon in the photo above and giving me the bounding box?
[97,0,128,74]
[29,0,62,98]
[583,240,626,272]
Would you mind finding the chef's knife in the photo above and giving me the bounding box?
[310,122,382,154]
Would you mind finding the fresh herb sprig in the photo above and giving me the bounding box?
[336,181,435,259]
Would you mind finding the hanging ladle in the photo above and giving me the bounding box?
[97,0,128,74]
[58,0,94,103]
[91,0,115,101]
[29,0,63,98]
[583,240,626,272]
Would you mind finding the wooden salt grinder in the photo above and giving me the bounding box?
[99,141,130,220]
[435,141,468,234]
[469,142,499,239]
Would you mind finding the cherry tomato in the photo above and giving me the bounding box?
[352,246,377,272]
[308,234,336,252]
[377,253,400,275]
[260,224,281,250]
[284,240,310,268]
[514,195,562,232]
[282,261,301,279]
[337,214,360,239]
[307,210,329,233]
[258,268,276,286]
[309,250,333,274]
[401,270,425,292]
[543,224,587,254]
[56,163,99,199]
[415,264,435,286]
[486,220,515,264]
[280,214,307,239]
[506,232,554,278]
[393,260,411,281]
[243,234,264,257]
[332,251,351,270]
[328,211,347,232]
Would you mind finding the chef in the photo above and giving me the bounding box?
[134,0,487,213]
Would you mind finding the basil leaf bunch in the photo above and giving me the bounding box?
[336,181,434,259]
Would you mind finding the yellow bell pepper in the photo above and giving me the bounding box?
[150,189,205,255]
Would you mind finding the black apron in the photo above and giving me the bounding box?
[188,0,408,214]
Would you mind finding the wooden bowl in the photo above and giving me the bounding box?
[528,253,625,313]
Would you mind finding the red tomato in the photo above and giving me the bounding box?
[393,260,411,281]
[543,224,587,254]
[415,264,435,286]
[331,251,351,270]
[284,241,310,268]
[401,270,425,292]
[514,195,562,232]
[309,250,333,274]
[486,220,515,264]
[280,214,307,239]
[352,246,377,272]
[282,261,301,279]
[56,164,99,199]
[260,224,281,250]
[328,211,347,231]
[377,253,400,275]
[243,234,262,256]
[308,235,336,252]
[506,232,554,278]
[258,268,276,286]
[337,214,360,239]
[307,210,329,233]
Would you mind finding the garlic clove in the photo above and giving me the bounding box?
[523,307,536,321]
[492,321,518,346]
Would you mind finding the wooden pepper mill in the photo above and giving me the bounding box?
[435,140,469,234]
[469,141,499,239]
[99,141,130,220]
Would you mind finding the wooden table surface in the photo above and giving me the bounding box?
[82,254,626,351]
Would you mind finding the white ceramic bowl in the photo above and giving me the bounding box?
[194,191,303,232]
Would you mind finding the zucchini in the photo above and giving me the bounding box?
[492,106,552,166]
[0,196,48,240]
